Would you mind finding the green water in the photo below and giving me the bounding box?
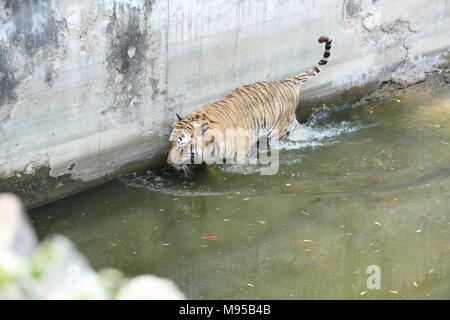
[30,94,450,299]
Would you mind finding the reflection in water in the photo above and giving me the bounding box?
[30,94,450,299]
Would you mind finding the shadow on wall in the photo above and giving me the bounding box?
[0,193,185,300]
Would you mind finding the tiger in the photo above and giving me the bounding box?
[167,35,332,175]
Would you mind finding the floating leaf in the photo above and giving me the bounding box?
[388,290,399,294]
[200,235,219,241]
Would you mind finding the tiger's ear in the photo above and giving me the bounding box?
[176,113,183,121]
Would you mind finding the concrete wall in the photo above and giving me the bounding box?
[1,0,450,207]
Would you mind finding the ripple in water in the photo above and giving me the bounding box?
[119,171,235,197]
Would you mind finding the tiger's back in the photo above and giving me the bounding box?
[197,79,301,140]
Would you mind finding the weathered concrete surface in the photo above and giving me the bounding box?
[1,0,450,207]
[0,0,169,207]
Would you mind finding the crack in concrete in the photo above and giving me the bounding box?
[344,1,435,86]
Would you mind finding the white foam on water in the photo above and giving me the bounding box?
[217,164,261,175]
[277,121,372,151]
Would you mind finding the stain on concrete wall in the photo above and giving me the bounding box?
[0,44,17,112]
[103,2,151,116]
[0,0,67,122]
[344,0,362,17]
[9,0,66,58]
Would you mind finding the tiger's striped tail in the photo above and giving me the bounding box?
[291,36,332,84]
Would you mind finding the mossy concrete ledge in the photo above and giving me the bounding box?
[1,0,450,208]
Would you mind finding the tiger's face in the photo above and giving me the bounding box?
[167,128,193,168]
[167,117,209,174]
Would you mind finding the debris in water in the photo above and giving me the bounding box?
[413,281,418,287]
[173,198,179,201]
[429,269,435,274]
[303,240,313,243]
[388,290,399,295]
[247,284,255,288]
[360,291,368,296]
[286,183,291,186]
[243,198,251,201]
[434,124,442,129]
[396,99,401,103]
[304,249,312,252]
[162,243,171,246]
[374,221,382,227]
[201,235,219,241]
[432,68,445,73]
[416,229,422,233]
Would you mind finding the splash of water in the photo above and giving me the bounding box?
[277,121,373,151]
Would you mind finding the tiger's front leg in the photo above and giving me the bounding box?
[286,114,300,137]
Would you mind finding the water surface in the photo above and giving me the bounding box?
[31,93,450,299]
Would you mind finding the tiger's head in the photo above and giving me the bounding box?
[167,114,209,175]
